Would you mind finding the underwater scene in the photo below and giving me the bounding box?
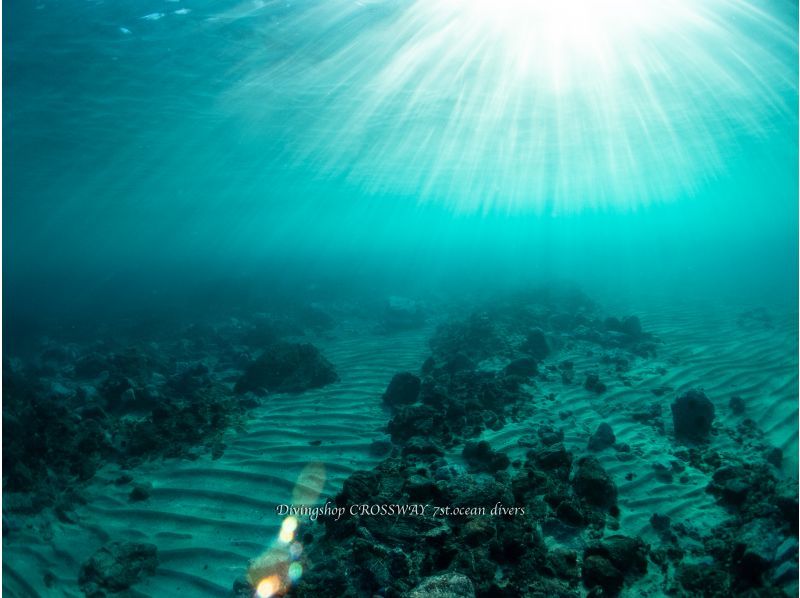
[3,0,799,596]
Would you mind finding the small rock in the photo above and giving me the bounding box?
[729,395,746,415]
[584,373,606,394]
[538,424,564,447]
[79,541,158,595]
[588,423,615,451]
[462,440,510,473]
[129,482,152,503]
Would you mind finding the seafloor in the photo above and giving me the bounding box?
[3,288,798,597]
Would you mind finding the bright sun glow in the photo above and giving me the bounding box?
[228,0,796,214]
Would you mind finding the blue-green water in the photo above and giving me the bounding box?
[5,0,798,322]
[3,1,799,597]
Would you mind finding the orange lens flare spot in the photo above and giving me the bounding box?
[256,575,281,598]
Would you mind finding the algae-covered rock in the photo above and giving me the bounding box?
[407,572,475,598]
[79,541,158,596]
[235,342,337,394]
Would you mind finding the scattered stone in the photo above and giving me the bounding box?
[369,439,393,457]
[729,395,746,415]
[462,440,510,473]
[588,423,615,451]
[128,482,152,503]
[584,373,606,394]
[79,541,158,596]
[671,390,715,442]
[537,424,564,447]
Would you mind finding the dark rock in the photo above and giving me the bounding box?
[521,328,550,360]
[582,555,623,592]
[733,518,781,585]
[128,482,152,503]
[547,547,579,580]
[584,373,606,394]
[532,443,573,473]
[538,424,564,446]
[677,563,729,596]
[620,316,642,337]
[369,439,393,457]
[586,535,648,578]
[382,372,421,407]
[766,447,783,468]
[441,353,476,375]
[407,572,475,598]
[504,357,538,378]
[730,395,746,415]
[671,390,715,442]
[79,541,158,596]
[573,457,617,508]
[462,517,495,546]
[232,576,254,598]
[445,476,514,509]
[556,500,585,526]
[403,474,439,502]
[462,440,510,473]
[74,354,110,378]
[234,342,337,394]
[338,470,380,505]
[401,436,445,457]
[588,423,616,451]
[650,513,671,531]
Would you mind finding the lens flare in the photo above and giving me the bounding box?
[256,575,281,598]
[279,516,298,543]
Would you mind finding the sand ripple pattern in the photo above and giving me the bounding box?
[4,303,796,597]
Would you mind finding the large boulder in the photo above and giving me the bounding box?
[235,342,337,394]
[671,390,715,442]
[79,541,158,596]
[520,328,550,361]
[382,372,421,407]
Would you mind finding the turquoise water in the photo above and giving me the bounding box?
[5,0,798,319]
[3,1,799,597]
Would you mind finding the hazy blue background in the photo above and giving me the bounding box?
[5,0,798,342]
